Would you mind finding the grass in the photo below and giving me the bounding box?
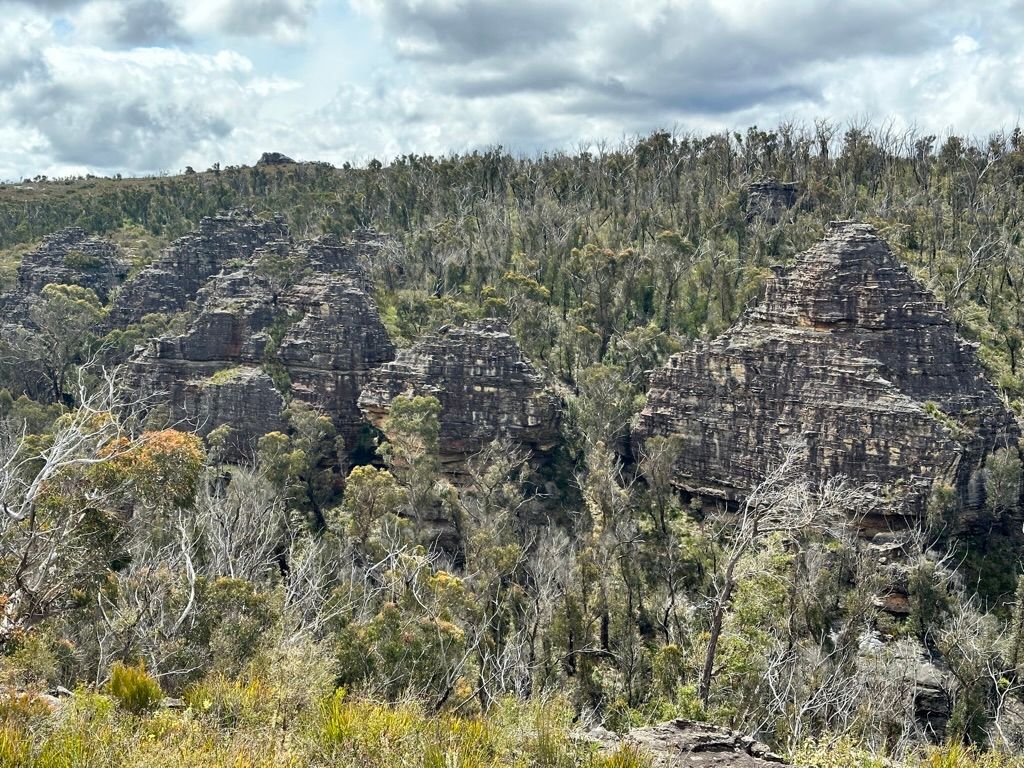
[0,683,653,768]
[2,679,1022,768]
[205,367,251,386]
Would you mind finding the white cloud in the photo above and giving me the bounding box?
[3,0,1024,179]
[4,45,296,175]
[179,0,320,44]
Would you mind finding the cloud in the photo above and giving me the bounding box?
[3,0,1024,179]
[0,0,320,45]
[355,0,961,118]
[5,46,294,174]
[75,0,189,47]
[0,0,85,8]
[352,0,580,62]
[0,11,52,86]
[180,0,320,44]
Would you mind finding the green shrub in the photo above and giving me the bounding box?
[107,661,163,715]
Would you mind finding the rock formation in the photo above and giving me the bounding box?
[13,227,127,303]
[256,152,296,165]
[130,223,395,459]
[358,320,560,474]
[110,211,289,326]
[583,720,785,767]
[634,222,1021,530]
[746,178,798,225]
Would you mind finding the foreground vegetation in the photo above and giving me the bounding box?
[3,680,1024,767]
[5,124,1024,765]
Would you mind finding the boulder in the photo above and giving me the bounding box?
[584,719,786,767]
[256,152,296,165]
[857,635,954,741]
[634,222,1021,531]
[358,319,560,474]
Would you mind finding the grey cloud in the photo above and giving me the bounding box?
[206,0,318,40]
[13,84,231,170]
[361,0,580,61]
[359,0,962,117]
[101,0,190,46]
[0,0,85,7]
[4,47,260,174]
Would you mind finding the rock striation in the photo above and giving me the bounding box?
[634,222,1021,529]
[358,320,560,474]
[110,211,290,326]
[13,227,128,303]
[746,178,798,225]
[130,223,395,459]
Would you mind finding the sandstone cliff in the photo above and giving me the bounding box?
[131,224,394,459]
[110,211,289,326]
[358,319,560,474]
[634,221,1020,529]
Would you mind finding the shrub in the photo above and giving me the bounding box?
[108,661,163,715]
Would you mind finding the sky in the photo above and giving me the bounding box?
[0,0,1022,180]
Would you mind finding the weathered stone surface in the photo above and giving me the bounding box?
[256,152,296,165]
[110,211,289,325]
[584,720,785,767]
[130,223,395,458]
[358,319,560,473]
[192,368,286,460]
[276,272,395,451]
[15,227,127,302]
[746,178,798,225]
[634,222,1021,529]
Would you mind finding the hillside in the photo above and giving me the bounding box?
[4,127,1024,767]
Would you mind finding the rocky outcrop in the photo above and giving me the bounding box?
[276,272,395,451]
[131,227,395,458]
[13,227,127,303]
[746,178,798,225]
[187,367,287,460]
[358,320,560,474]
[634,222,1021,530]
[584,720,785,767]
[257,152,296,165]
[110,211,290,325]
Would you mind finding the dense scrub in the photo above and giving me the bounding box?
[4,124,1024,765]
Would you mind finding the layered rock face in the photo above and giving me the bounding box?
[276,271,396,449]
[358,320,560,473]
[131,226,395,458]
[634,222,1020,528]
[110,211,289,325]
[746,178,798,225]
[14,227,127,303]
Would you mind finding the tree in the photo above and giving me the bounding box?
[379,394,444,529]
[697,446,874,706]
[22,284,104,404]
[0,369,137,643]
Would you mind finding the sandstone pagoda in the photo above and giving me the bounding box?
[634,221,1021,529]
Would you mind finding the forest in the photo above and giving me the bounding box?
[4,123,1024,767]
